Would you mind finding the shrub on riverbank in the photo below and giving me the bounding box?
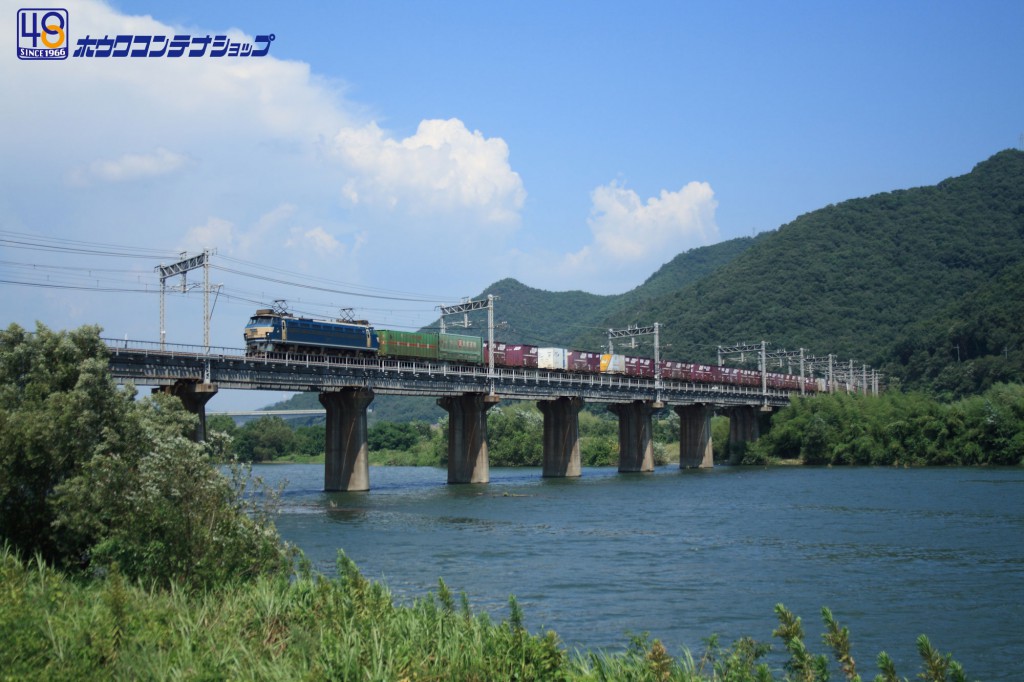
[0,323,291,589]
[0,544,974,681]
[746,385,1024,466]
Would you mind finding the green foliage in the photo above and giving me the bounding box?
[488,403,544,466]
[889,259,1024,398]
[368,420,430,451]
[233,415,296,462]
[206,413,237,436]
[0,323,139,566]
[0,547,978,682]
[0,323,290,589]
[579,410,619,466]
[291,423,325,458]
[748,386,1024,466]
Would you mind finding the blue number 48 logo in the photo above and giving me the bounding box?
[17,8,68,60]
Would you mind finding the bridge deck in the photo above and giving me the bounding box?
[104,339,794,407]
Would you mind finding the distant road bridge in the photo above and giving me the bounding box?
[105,339,791,492]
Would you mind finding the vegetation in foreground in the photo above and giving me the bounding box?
[1,545,976,682]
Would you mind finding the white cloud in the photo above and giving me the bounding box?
[584,180,718,262]
[504,180,719,294]
[69,147,187,185]
[286,226,341,253]
[332,119,526,223]
[181,217,236,254]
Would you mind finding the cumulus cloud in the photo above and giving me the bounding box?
[332,119,526,223]
[69,147,187,185]
[584,180,718,262]
[509,180,719,294]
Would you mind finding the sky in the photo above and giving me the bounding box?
[2,0,1023,409]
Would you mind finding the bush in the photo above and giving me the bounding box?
[0,323,290,589]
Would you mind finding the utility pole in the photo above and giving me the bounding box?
[156,249,217,351]
[608,323,662,397]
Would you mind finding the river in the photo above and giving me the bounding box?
[254,464,1024,680]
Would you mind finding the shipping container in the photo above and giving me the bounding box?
[624,356,655,378]
[484,342,507,366]
[438,333,484,364]
[659,360,686,381]
[690,364,715,383]
[518,345,539,368]
[567,350,602,373]
[601,353,626,374]
[487,343,540,368]
[538,347,568,370]
[377,329,439,360]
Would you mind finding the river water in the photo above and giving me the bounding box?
[255,464,1024,680]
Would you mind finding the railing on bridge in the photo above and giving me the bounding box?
[102,338,796,406]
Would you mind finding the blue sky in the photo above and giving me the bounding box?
[2,0,1022,407]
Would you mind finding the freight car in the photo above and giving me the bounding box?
[244,310,817,394]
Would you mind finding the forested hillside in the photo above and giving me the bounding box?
[613,149,1024,369]
[270,149,1024,415]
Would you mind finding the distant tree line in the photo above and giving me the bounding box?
[747,385,1024,466]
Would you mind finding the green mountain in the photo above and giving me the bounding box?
[269,149,1024,415]
[613,149,1024,368]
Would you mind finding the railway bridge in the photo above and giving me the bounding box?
[105,339,790,492]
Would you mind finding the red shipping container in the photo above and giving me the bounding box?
[485,343,539,368]
[516,344,539,368]
[659,360,686,380]
[624,356,655,378]
[567,350,602,373]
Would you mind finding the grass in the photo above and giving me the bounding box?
[0,545,976,682]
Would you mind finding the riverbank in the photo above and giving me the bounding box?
[0,545,973,681]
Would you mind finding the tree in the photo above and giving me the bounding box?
[487,404,543,466]
[233,415,296,461]
[55,393,290,588]
[0,323,139,566]
[0,323,289,587]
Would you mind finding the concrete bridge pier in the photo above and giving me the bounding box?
[153,381,218,442]
[438,393,499,484]
[727,405,764,465]
[538,397,583,478]
[609,400,660,473]
[319,387,374,492]
[675,403,714,469]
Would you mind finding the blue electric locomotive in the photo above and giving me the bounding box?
[244,309,378,355]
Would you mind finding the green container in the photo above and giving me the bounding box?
[376,329,439,360]
[438,333,484,364]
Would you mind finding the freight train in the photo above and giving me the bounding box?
[244,309,818,393]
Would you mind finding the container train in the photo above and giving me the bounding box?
[244,309,818,393]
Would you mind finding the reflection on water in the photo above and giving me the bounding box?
[255,464,1024,681]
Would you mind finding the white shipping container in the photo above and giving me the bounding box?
[537,347,568,370]
[601,353,626,373]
